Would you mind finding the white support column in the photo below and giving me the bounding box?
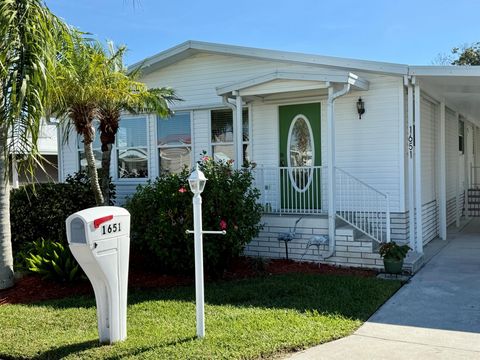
[222,95,238,169]
[456,113,461,228]
[414,79,423,253]
[235,93,243,168]
[407,80,416,250]
[438,101,447,240]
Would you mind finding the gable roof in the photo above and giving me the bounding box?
[216,70,369,97]
[129,40,410,76]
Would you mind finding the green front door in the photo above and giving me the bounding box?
[279,103,321,211]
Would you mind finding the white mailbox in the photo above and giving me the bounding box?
[66,206,130,344]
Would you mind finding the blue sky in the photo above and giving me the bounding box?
[46,0,480,66]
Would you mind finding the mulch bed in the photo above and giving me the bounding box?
[0,258,376,306]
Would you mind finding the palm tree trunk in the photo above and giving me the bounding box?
[101,143,112,206]
[84,136,104,206]
[0,149,14,289]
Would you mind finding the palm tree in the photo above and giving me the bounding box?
[0,0,70,289]
[97,44,178,205]
[51,37,109,206]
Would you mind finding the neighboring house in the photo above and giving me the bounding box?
[12,119,58,187]
[58,40,480,271]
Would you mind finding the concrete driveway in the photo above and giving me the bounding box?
[285,220,480,359]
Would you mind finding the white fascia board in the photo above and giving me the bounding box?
[130,40,409,76]
[216,71,369,96]
[129,41,198,74]
[409,66,480,77]
[189,41,408,75]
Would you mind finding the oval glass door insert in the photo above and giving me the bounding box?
[287,115,315,192]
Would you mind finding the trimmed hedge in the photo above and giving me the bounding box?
[126,157,263,275]
[10,171,115,249]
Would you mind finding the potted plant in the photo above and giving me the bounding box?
[379,241,411,274]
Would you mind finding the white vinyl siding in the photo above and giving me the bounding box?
[61,124,79,180]
[331,75,403,211]
[421,97,437,204]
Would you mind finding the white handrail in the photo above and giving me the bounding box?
[335,167,391,243]
[252,165,391,243]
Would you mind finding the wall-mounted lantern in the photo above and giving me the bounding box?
[357,97,365,119]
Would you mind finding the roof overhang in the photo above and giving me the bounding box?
[411,67,480,123]
[129,40,409,76]
[216,71,369,98]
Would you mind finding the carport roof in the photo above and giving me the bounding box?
[411,66,480,122]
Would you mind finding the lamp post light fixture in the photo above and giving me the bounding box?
[186,163,225,339]
[357,97,365,119]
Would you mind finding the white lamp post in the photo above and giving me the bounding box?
[186,163,225,338]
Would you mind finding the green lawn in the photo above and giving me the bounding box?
[0,273,401,360]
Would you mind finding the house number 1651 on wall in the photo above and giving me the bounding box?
[101,223,121,235]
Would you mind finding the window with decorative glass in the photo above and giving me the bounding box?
[157,112,192,174]
[116,117,149,179]
[77,121,102,171]
[210,108,249,164]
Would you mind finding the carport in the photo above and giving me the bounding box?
[404,67,480,254]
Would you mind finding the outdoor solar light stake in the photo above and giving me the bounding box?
[186,164,226,339]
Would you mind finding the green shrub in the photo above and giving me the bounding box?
[22,239,83,282]
[10,171,115,250]
[126,156,263,275]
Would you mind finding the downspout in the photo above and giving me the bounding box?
[325,83,351,259]
[222,95,239,170]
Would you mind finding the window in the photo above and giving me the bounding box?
[116,117,148,179]
[211,108,249,164]
[459,120,465,154]
[77,121,102,171]
[157,112,192,174]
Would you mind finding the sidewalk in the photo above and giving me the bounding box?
[284,220,480,359]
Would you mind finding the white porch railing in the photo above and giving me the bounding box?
[252,165,391,243]
[471,165,480,189]
[335,167,391,243]
[253,166,326,215]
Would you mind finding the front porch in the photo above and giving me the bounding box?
[252,165,392,244]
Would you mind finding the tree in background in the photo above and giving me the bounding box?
[451,43,480,65]
[50,37,109,206]
[97,43,178,205]
[0,0,71,289]
[435,43,480,65]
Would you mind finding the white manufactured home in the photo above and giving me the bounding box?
[59,41,480,271]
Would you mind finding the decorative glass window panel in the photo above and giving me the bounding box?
[116,117,148,179]
[157,112,192,174]
[288,116,314,167]
[287,115,314,191]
